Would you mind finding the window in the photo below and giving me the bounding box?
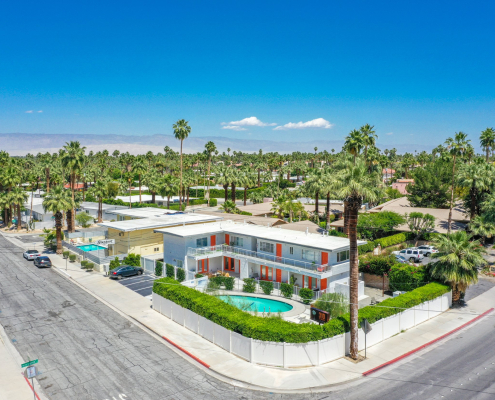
[259,241,274,253]
[337,250,350,262]
[289,247,294,255]
[302,249,317,262]
[196,237,207,247]
[232,236,244,247]
[177,260,183,268]
[154,247,159,252]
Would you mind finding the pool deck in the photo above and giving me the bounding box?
[216,291,307,318]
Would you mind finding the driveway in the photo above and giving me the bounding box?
[114,274,156,297]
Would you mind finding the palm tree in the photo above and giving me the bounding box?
[469,215,495,244]
[431,231,486,303]
[360,124,377,157]
[43,186,72,254]
[283,200,305,223]
[480,127,495,162]
[305,169,324,216]
[457,161,492,220]
[173,119,191,210]
[143,170,161,204]
[132,156,147,204]
[335,159,382,360]
[10,187,28,231]
[214,165,233,202]
[61,141,86,232]
[159,175,179,209]
[220,200,238,214]
[204,141,217,206]
[343,129,364,164]
[89,180,108,222]
[445,132,470,233]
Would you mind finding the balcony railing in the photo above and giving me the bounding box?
[187,244,345,274]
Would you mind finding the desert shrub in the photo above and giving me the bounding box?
[63,251,69,259]
[69,254,76,262]
[240,211,253,216]
[259,280,274,295]
[243,278,256,293]
[85,262,94,270]
[209,198,217,207]
[176,268,185,282]
[166,263,175,278]
[80,260,87,267]
[299,288,313,304]
[281,283,294,299]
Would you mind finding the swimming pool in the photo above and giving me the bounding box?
[218,295,293,313]
[78,244,106,252]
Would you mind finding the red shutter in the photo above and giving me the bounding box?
[211,235,216,247]
[276,243,282,258]
[225,234,230,245]
[321,252,328,265]
[276,269,282,283]
[321,278,327,291]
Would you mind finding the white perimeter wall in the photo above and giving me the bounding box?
[152,290,452,368]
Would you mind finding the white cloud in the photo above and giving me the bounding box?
[25,110,33,113]
[386,132,393,135]
[37,110,43,113]
[222,125,247,131]
[273,118,333,130]
[222,116,276,127]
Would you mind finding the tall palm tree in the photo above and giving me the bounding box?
[10,187,28,231]
[457,161,492,220]
[159,175,179,209]
[173,119,191,210]
[132,156,147,204]
[89,180,109,223]
[343,129,364,164]
[480,127,495,162]
[43,186,72,254]
[305,169,325,216]
[143,170,161,204]
[335,160,382,360]
[431,231,486,303]
[61,141,86,232]
[214,165,233,202]
[445,132,470,233]
[204,141,217,206]
[360,124,377,158]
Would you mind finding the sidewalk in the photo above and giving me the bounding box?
[9,236,495,392]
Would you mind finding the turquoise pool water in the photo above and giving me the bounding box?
[78,244,106,252]
[218,295,293,313]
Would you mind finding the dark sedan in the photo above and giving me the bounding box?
[109,266,143,279]
[34,256,52,268]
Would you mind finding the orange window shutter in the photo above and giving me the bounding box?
[211,235,216,247]
[276,243,282,258]
[321,278,327,291]
[276,269,281,283]
[207,258,209,272]
[321,252,328,265]
[225,234,230,245]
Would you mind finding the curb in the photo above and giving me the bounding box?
[161,336,211,368]
[23,375,42,400]
[362,307,495,376]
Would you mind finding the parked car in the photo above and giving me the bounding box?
[394,255,409,264]
[34,256,52,268]
[392,249,424,263]
[23,250,41,260]
[109,266,144,279]
[416,245,439,257]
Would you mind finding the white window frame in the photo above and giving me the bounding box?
[337,250,350,263]
[196,237,207,247]
[302,249,318,262]
[259,241,274,253]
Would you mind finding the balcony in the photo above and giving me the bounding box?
[187,244,348,275]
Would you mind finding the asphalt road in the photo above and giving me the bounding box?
[1,234,495,400]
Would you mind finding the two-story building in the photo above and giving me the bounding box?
[155,220,367,295]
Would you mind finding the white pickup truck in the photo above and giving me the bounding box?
[392,248,425,263]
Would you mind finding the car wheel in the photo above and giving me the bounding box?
[409,257,415,262]
[426,253,430,257]
[138,271,142,275]
[117,275,122,280]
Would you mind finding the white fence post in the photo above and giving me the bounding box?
[250,338,253,363]
[317,340,320,366]
[283,342,287,368]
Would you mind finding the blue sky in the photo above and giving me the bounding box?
[1,0,494,148]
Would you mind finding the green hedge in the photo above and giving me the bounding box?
[389,264,428,291]
[166,263,175,278]
[209,198,217,207]
[101,198,185,211]
[358,232,411,255]
[153,278,449,343]
[155,261,163,276]
[359,254,397,276]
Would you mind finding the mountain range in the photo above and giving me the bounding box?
[0,133,432,156]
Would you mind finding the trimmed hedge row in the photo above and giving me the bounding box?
[152,278,449,343]
[358,232,411,255]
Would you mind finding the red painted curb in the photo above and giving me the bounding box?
[162,336,211,368]
[23,374,42,400]
[362,307,495,376]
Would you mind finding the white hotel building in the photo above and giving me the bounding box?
[155,220,366,295]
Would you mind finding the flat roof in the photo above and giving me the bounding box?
[98,213,222,232]
[115,195,196,204]
[156,220,366,252]
[104,207,180,218]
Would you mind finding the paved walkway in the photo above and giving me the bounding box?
[7,235,495,392]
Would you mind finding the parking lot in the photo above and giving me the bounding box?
[114,273,156,298]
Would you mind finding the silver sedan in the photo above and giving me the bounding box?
[23,250,41,260]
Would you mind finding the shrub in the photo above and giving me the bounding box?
[329,230,347,238]
[240,211,253,216]
[69,254,76,262]
[63,251,69,259]
[153,278,449,343]
[76,212,94,228]
[109,257,120,271]
[85,262,94,270]
[80,260,87,267]
[209,198,217,207]
[195,273,205,278]
[259,280,274,295]
[224,276,235,290]
[155,261,163,276]
[243,278,256,293]
[176,268,185,282]
[166,263,175,278]
[123,253,140,267]
[281,283,294,299]
[375,233,408,248]
[389,264,428,292]
[299,288,313,304]
[359,254,396,276]
[313,292,348,318]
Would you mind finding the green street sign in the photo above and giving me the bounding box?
[21,359,38,368]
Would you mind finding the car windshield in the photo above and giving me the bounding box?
[39,257,50,260]
[27,250,38,254]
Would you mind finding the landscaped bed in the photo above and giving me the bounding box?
[152,277,450,343]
